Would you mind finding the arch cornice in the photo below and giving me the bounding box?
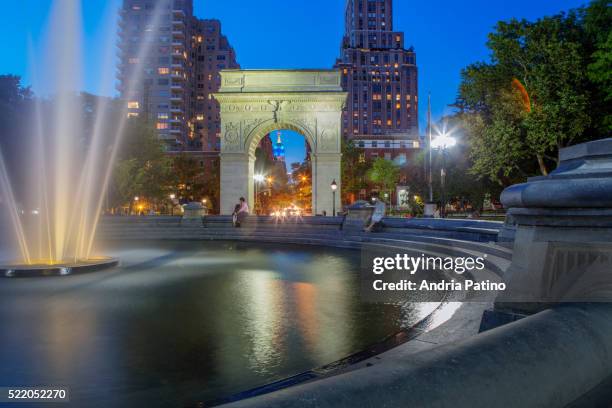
[214,93,347,113]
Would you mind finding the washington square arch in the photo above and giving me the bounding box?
[213,69,347,215]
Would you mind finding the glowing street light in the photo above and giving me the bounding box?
[168,194,177,216]
[431,132,457,150]
[330,179,337,216]
[431,132,457,218]
[254,174,265,213]
[134,196,139,201]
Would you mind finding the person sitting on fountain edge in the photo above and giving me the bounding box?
[364,193,386,232]
[233,197,249,227]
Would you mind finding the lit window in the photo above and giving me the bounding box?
[396,103,401,109]
[196,114,204,120]
[387,119,392,126]
[158,67,170,75]
[386,94,392,101]
[127,101,139,109]
[158,113,169,119]
[127,112,139,118]
[157,122,169,130]
[395,94,401,101]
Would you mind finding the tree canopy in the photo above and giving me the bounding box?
[456,0,611,185]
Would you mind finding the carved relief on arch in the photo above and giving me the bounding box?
[318,123,340,152]
[222,122,241,152]
[291,116,317,148]
[242,118,268,142]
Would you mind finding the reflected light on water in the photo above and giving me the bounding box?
[241,270,285,374]
[293,281,319,353]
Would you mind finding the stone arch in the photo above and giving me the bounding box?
[213,70,347,215]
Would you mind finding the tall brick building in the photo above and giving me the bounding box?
[335,0,420,165]
[118,0,238,154]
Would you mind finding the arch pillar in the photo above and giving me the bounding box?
[219,152,255,214]
[312,152,342,215]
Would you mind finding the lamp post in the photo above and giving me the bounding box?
[330,179,337,216]
[168,194,176,216]
[133,196,139,216]
[431,132,456,218]
[254,174,264,214]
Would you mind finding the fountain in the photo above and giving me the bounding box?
[0,0,163,277]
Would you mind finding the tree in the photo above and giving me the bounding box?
[584,0,612,132]
[457,3,611,184]
[341,140,370,203]
[367,158,400,198]
[290,160,312,211]
[0,76,34,198]
[111,118,175,211]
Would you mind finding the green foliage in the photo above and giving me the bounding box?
[367,158,400,195]
[584,0,612,131]
[457,2,611,184]
[111,118,175,209]
[341,140,370,202]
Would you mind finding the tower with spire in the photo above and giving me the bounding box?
[273,130,285,161]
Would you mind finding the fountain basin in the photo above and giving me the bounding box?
[0,257,119,278]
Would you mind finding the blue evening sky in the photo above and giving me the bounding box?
[3,0,586,165]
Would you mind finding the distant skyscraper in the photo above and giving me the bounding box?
[335,0,420,163]
[273,131,286,161]
[118,0,238,156]
[272,131,287,176]
[192,19,240,158]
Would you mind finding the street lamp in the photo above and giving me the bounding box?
[330,179,337,216]
[431,132,456,218]
[254,174,265,214]
[169,194,176,216]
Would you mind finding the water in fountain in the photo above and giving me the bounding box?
[0,0,163,266]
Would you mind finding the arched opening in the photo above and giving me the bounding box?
[253,129,312,215]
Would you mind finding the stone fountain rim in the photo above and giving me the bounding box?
[0,256,119,278]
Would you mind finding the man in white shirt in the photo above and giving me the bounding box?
[365,195,386,232]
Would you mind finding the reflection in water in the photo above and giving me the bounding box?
[294,281,319,353]
[0,241,436,407]
[242,270,285,375]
